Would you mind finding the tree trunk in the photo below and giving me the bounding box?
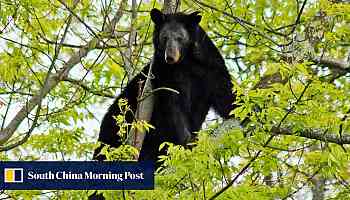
[127,0,181,158]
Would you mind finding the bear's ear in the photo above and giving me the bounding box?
[189,11,202,24]
[150,8,164,25]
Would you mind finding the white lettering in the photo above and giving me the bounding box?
[85,171,124,181]
[124,172,144,180]
[56,171,63,179]
[27,171,55,180]
[56,171,83,179]
[28,171,34,179]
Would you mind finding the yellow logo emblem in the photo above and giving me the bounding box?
[4,168,23,183]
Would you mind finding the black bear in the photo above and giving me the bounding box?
[93,8,236,164]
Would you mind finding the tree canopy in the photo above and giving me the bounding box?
[0,0,349,199]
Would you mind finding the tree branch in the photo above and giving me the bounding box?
[63,77,115,98]
[314,56,350,80]
[123,0,138,80]
[315,56,349,70]
[127,0,181,157]
[0,1,79,148]
[0,0,126,146]
[209,80,313,200]
[272,126,350,145]
[0,42,91,145]
[162,0,181,14]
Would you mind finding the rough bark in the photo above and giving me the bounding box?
[127,0,181,157]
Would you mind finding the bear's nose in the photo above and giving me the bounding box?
[165,56,176,64]
[165,48,180,64]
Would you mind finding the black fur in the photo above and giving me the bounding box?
[93,9,236,164]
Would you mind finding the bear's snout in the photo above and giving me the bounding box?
[165,48,180,64]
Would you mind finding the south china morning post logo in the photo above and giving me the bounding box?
[26,170,144,181]
[0,161,154,190]
[4,168,23,183]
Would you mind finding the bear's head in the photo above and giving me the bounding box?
[150,8,202,65]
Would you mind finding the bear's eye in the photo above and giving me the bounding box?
[161,36,168,42]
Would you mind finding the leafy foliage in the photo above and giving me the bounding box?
[0,0,350,199]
